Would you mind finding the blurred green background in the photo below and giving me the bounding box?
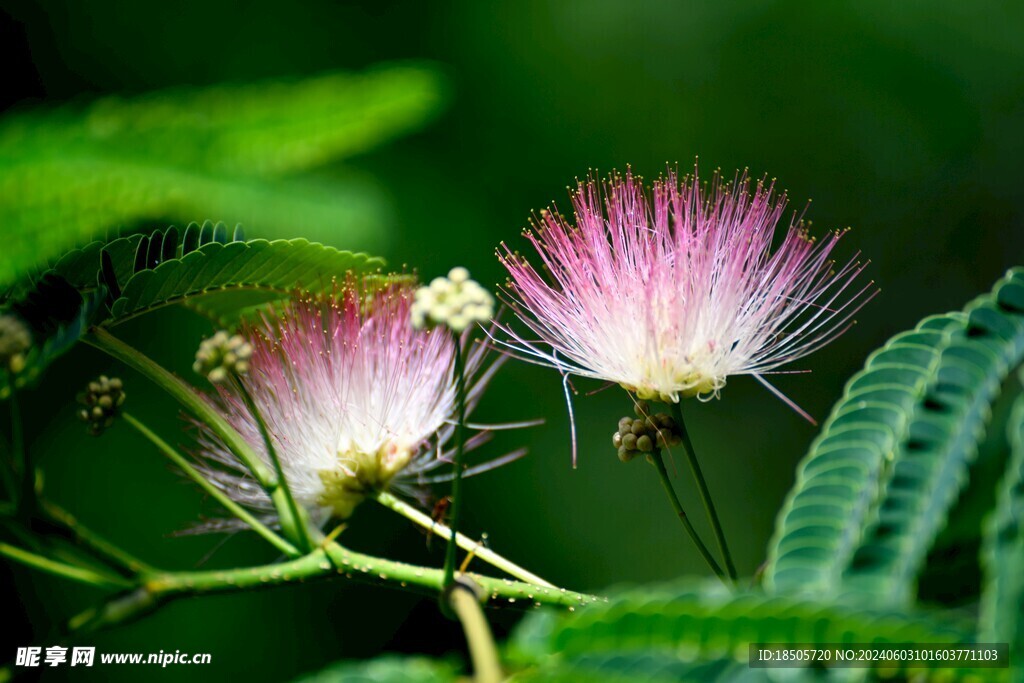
[1,1,1022,680]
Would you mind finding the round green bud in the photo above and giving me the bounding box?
[636,435,654,452]
[0,315,31,374]
[78,375,127,436]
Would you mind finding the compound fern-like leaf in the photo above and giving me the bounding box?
[0,63,445,285]
[768,268,1024,604]
[842,269,1024,602]
[978,370,1024,676]
[508,579,967,682]
[107,238,384,323]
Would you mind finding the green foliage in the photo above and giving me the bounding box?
[767,268,1024,604]
[765,315,955,594]
[544,580,966,653]
[47,222,386,326]
[0,275,105,398]
[505,579,968,681]
[842,275,1024,601]
[979,371,1024,673]
[0,63,446,285]
[510,655,742,683]
[289,656,458,683]
[2,223,386,394]
[108,240,381,324]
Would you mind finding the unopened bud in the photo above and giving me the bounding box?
[612,404,683,462]
[410,267,495,332]
[194,331,253,383]
[78,375,125,436]
[0,315,31,374]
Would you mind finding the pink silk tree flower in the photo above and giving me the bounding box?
[194,282,515,526]
[498,168,876,418]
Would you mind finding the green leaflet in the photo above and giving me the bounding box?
[510,655,745,683]
[0,276,105,399]
[507,579,968,679]
[0,63,445,285]
[49,234,144,293]
[36,223,385,326]
[52,65,445,177]
[764,315,959,594]
[767,268,1024,603]
[289,656,458,683]
[106,238,383,324]
[979,370,1024,679]
[0,226,387,392]
[841,270,1024,602]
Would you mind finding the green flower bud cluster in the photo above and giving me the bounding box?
[193,331,253,384]
[411,267,495,332]
[612,400,682,462]
[78,375,126,436]
[0,315,31,374]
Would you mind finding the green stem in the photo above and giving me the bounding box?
[447,580,502,683]
[443,334,467,588]
[234,380,311,553]
[37,498,158,576]
[9,384,32,516]
[122,412,300,559]
[375,491,553,587]
[67,542,600,635]
[669,402,737,581]
[649,449,726,582]
[0,540,132,590]
[0,447,15,505]
[85,328,302,546]
[0,377,18,503]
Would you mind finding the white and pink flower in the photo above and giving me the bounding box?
[498,168,876,412]
[195,282,513,524]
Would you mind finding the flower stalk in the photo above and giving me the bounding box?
[233,381,312,554]
[84,328,307,549]
[669,401,737,581]
[447,579,503,683]
[9,382,33,516]
[122,412,300,558]
[375,491,553,587]
[0,540,133,590]
[36,498,158,577]
[648,449,726,582]
[443,333,468,589]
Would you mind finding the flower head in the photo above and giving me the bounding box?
[195,281,514,525]
[498,167,875,409]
